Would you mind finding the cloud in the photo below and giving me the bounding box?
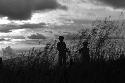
[0,38,6,41]
[0,24,18,33]
[63,33,81,40]
[93,0,125,9]
[0,0,67,20]
[20,23,46,29]
[0,35,25,39]
[28,33,46,39]
[10,36,25,39]
[0,38,11,41]
[0,23,46,33]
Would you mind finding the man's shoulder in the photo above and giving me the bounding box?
[57,42,66,48]
[57,42,61,46]
[57,42,65,44]
[62,42,66,46]
[62,41,66,44]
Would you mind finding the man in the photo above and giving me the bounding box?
[57,36,67,66]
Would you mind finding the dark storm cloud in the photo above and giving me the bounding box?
[0,0,67,20]
[0,25,18,33]
[0,23,46,33]
[28,33,46,39]
[94,0,125,9]
[0,29,11,33]
[0,38,6,41]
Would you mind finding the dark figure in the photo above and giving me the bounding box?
[79,40,90,63]
[57,36,67,66]
[0,57,2,69]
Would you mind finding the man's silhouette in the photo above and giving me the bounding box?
[0,57,2,69]
[57,36,67,66]
[79,40,90,63]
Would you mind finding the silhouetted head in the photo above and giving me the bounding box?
[83,40,88,47]
[59,36,64,42]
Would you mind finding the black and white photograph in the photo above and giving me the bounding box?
[0,0,125,83]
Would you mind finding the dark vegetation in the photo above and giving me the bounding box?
[1,18,125,83]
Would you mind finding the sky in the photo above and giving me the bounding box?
[0,0,125,50]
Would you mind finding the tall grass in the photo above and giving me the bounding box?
[16,18,125,63]
[81,18,125,61]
